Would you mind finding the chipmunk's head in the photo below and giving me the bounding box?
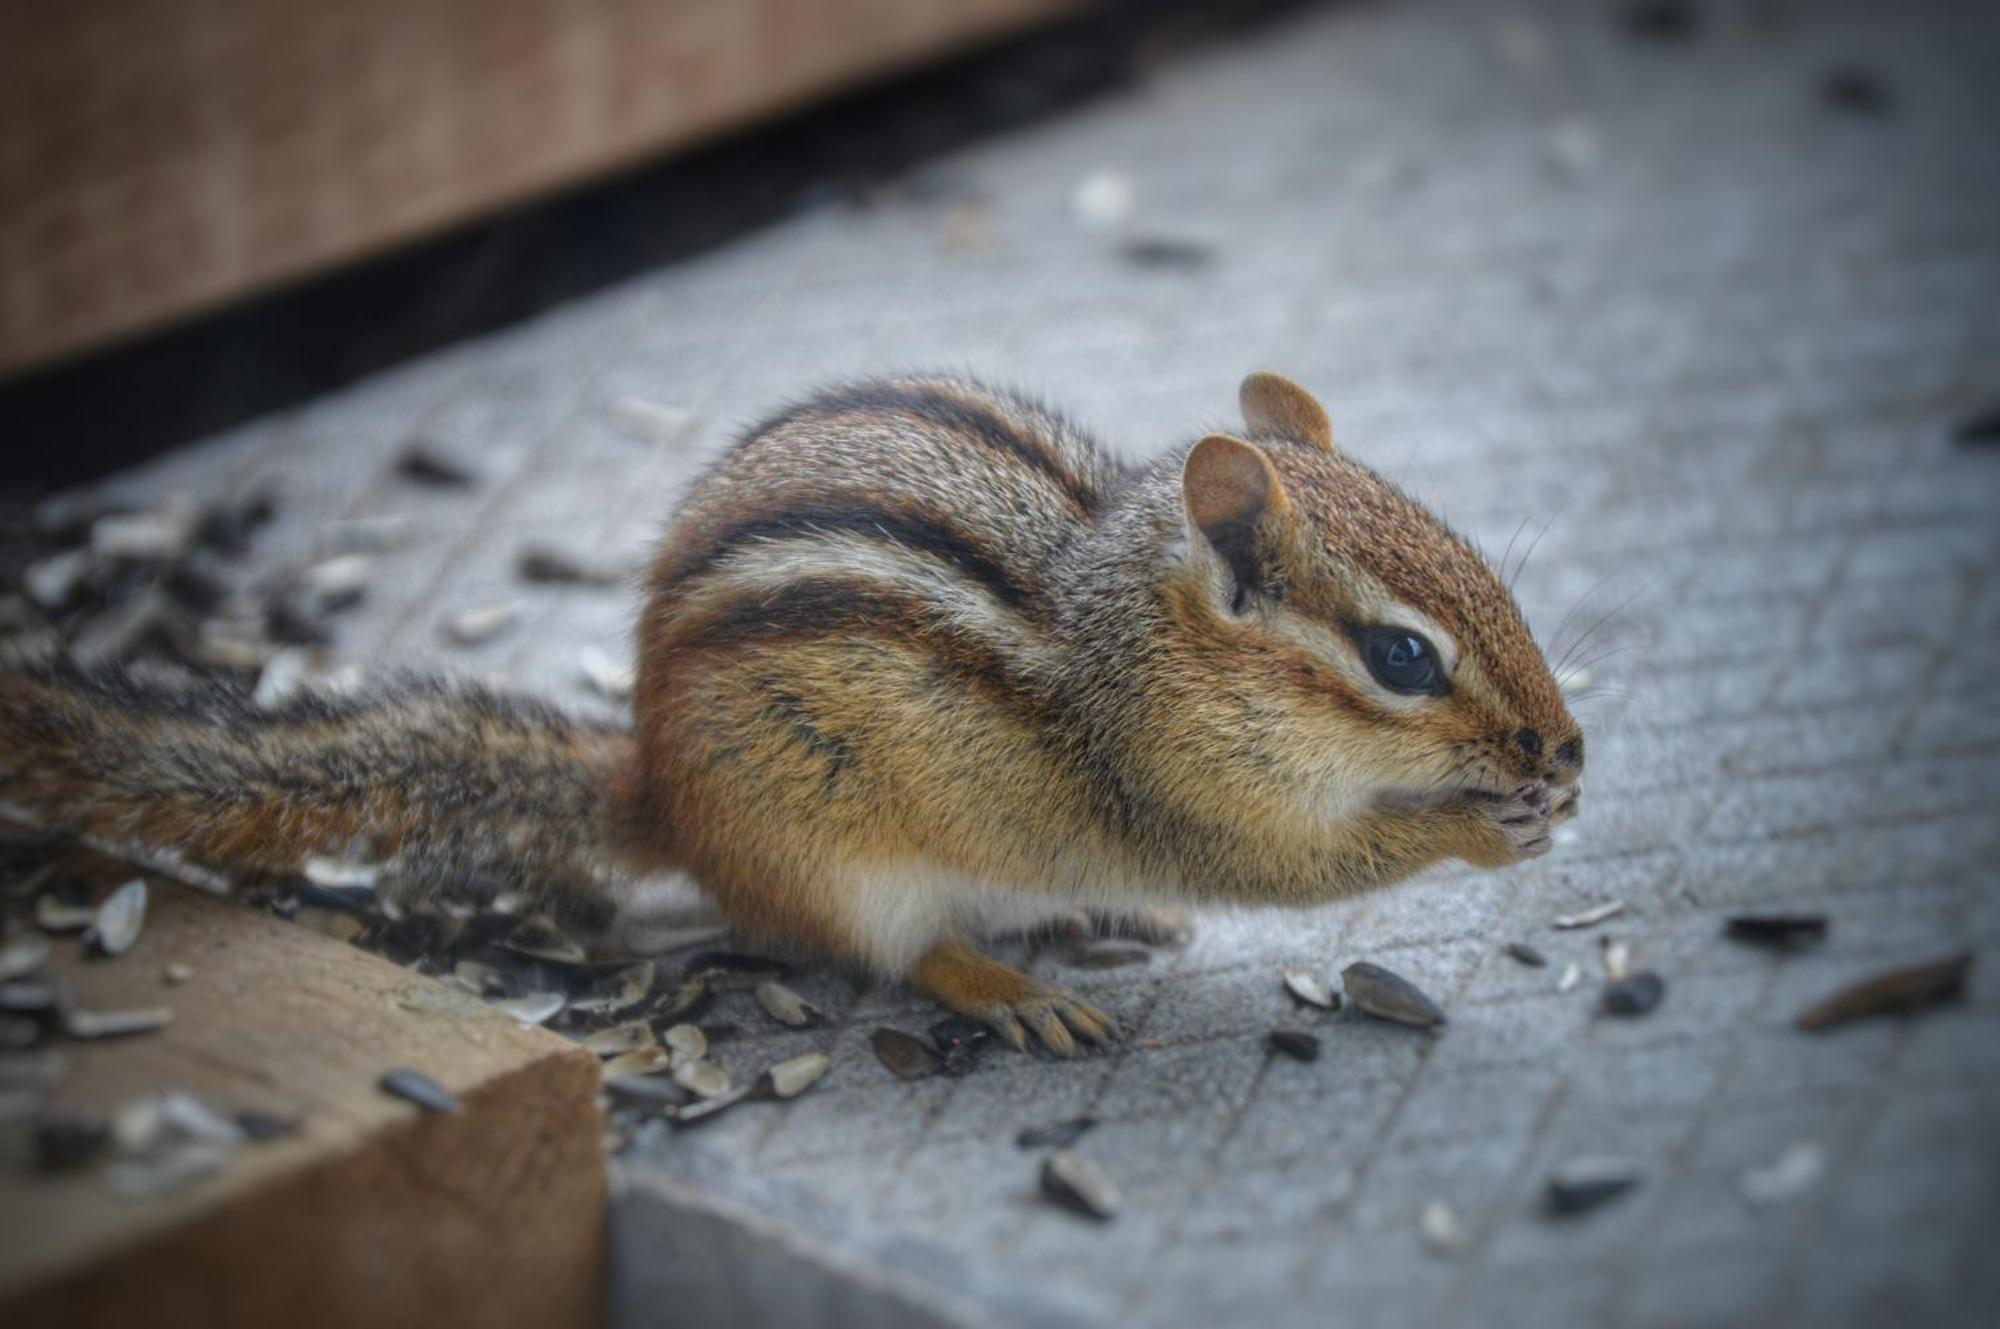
[1165,371,1582,826]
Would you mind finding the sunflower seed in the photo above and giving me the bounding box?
[1120,235,1217,271]
[1268,1025,1322,1061]
[1017,1116,1098,1150]
[302,554,372,610]
[1041,1149,1119,1220]
[928,1016,992,1076]
[489,992,565,1025]
[754,980,824,1029]
[579,647,633,701]
[871,1028,941,1081]
[65,1006,171,1039]
[156,1093,247,1147]
[163,962,194,985]
[651,975,712,1024]
[1,980,63,1015]
[1505,942,1548,968]
[581,1022,657,1057]
[757,1052,830,1100]
[92,505,195,562]
[35,1111,111,1171]
[1724,914,1828,952]
[1553,900,1625,930]
[395,442,478,487]
[1283,969,1340,1010]
[515,544,624,586]
[378,1068,461,1114]
[1419,1200,1469,1257]
[1795,952,1972,1031]
[662,1022,708,1069]
[1557,961,1582,993]
[85,879,148,957]
[1740,1142,1825,1207]
[0,932,50,981]
[671,1086,751,1125]
[234,1110,299,1142]
[1342,962,1446,1027]
[36,891,96,932]
[602,1046,671,1079]
[1599,936,1632,981]
[1953,406,2000,449]
[108,1142,232,1198]
[442,604,519,647]
[1601,972,1665,1016]
[674,1058,733,1100]
[567,962,657,1017]
[25,549,92,610]
[1545,1156,1642,1216]
[501,919,589,965]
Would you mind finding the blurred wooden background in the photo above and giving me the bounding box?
[0,0,1085,379]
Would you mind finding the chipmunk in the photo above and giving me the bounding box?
[0,372,1582,1054]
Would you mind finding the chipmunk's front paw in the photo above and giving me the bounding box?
[1456,781,1562,866]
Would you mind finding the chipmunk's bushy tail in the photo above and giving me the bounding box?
[0,656,647,930]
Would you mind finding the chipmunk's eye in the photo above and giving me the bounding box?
[1359,627,1445,696]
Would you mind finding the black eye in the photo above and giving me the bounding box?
[1359,627,1445,695]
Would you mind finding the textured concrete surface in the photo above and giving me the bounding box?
[37,0,2000,1325]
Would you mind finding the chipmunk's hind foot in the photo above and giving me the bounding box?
[911,939,1117,1057]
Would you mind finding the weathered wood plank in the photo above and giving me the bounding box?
[0,883,606,1329]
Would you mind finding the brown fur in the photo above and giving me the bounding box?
[2,372,1581,1053]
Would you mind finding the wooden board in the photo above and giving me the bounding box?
[0,883,606,1329]
[0,0,1088,377]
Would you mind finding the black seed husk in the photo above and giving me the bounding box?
[234,1110,300,1142]
[928,1016,991,1076]
[1953,406,2000,448]
[1120,236,1217,270]
[35,1111,110,1171]
[1505,942,1549,968]
[1342,962,1447,1027]
[1725,914,1828,952]
[1017,1115,1098,1150]
[1268,1027,1322,1062]
[870,1028,942,1081]
[1546,1157,1642,1216]
[378,1068,462,1114]
[1601,971,1666,1016]
[395,442,478,487]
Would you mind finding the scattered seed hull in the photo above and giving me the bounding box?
[1553,901,1625,930]
[759,1052,831,1100]
[1342,962,1446,1027]
[1601,972,1665,1016]
[1040,1149,1119,1220]
[1017,1116,1098,1150]
[1795,952,1973,1031]
[1283,970,1340,1009]
[871,1028,942,1081]
[1545,1157,1641,1216]
[378,1068,463,1114]
[1725,914,1829,952]
[85,879,148,956]
[1504,942,1547,968]
[1267,1026,1321,1061]
[754,980,824,1028]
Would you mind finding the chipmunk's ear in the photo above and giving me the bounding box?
[1240,371,1335,454]
[1183,433,1290,612]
